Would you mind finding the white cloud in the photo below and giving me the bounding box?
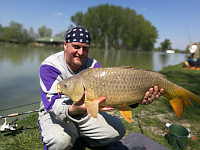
[142,8,147,11]
[56,12,64,16]
[54,12,64,17]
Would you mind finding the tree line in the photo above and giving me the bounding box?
[0,21,54,44]
[0,4,173,51]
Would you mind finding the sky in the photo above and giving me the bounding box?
[1,0,200,50]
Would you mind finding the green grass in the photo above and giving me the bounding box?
[0,114,43,150]
[1,64,200,149]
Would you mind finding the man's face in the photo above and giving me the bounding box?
[64,42,89,72]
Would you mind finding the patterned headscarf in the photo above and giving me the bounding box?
[65,26,91,45]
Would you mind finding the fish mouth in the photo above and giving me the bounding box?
[55,84,61,95]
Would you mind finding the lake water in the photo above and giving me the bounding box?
[0,45,188,124]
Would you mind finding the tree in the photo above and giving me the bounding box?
[38,25,52,37]
[0,21,39,44]
[0,21,54,44]
[0,21,24,43]
[28,27,37,42]
[55,31,66,38]
[160,39,172,51]
[0,24,2,37]
[120,8,137,50]
[71,4,158,50]
[71,11,84,26]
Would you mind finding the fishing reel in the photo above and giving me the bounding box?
[0,118,18,132]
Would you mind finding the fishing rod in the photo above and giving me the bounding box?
[0,101,40,112]
[185,23,192,44]
[0,110,39,119]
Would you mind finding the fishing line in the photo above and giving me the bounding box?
[133,105,144,134]
[0,101,40,112]
[137,105,144,134]
[184,23,192,44]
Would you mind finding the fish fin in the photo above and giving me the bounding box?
[169,98,187,119]
[119,66,134,68]
[142,69,168,79]
[169,87,200,118]
[119,67,167,79]
[118,106,132,123]
[85,100,99,118]
[119,66,143,71]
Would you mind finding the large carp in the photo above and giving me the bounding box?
[56,67,200,123]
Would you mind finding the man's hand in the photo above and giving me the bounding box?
[68,100,87,116]
[140,86,164,105]
[98,97,114,111]
[68,96,113,116]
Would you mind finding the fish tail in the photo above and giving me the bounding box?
[169,87,200,118]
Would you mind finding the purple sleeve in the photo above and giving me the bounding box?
[93,61,101,68]
[40,65,62,111]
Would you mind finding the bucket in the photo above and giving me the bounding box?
[168,124,189,150]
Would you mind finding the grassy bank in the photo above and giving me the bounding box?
[1,64,200,150]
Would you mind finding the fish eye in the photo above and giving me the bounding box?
[64,81,68,87]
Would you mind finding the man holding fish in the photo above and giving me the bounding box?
[38,26,164,150]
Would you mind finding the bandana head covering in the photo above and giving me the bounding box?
[65,26,91,45]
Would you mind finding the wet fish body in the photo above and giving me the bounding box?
[56,67,200,122]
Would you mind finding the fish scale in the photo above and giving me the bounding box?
[56,67,200,123]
